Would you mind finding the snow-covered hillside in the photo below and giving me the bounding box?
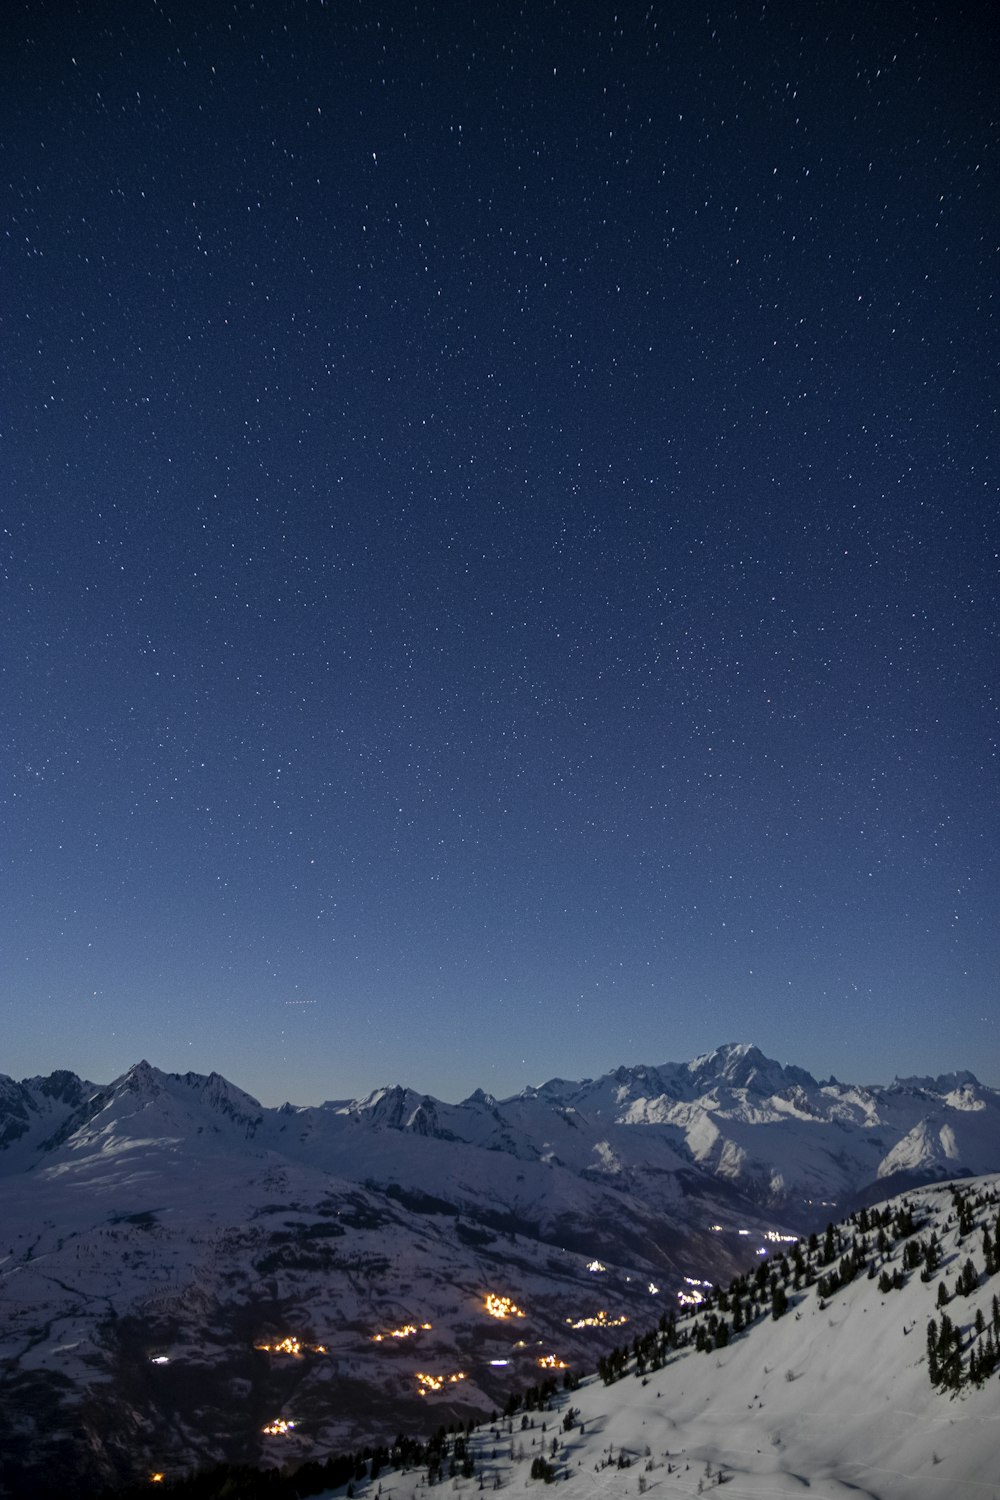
[94,1173,1000,1500]
[1,1046,998,1496]
[326,1173,1000,1500]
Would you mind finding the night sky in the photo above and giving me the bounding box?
[3,2,997,1106]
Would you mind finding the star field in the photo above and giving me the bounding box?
[2,1,996,1103]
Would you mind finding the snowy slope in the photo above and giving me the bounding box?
[308,1173,1000,1500]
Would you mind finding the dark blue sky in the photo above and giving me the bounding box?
[2,1,996,1104]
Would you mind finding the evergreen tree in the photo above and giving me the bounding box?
[823,1223,836,1265]
[956,1257,979,1296]
[937,1312,963,1390]
[926,1319,939,1385]
[893,1205,915,1239]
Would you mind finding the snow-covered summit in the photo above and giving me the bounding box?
[684,1039,818,1093]
[896,1068,981,1090]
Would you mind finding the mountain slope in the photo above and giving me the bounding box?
[282,1172,1000,1500]
[0,1046,998,1495]
[66,1172,1000,1500]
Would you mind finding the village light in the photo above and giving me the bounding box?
[564,1311,628,1329]
[415,1371,466,1394]
[372,1321,431,1342]
[484,1294,526,1320]
[255,1336,327,1355]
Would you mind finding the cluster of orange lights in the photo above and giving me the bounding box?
[536,1355,568,1369]
[415,1370,467,1394]
[372,1322,432,1342]
[262,1418,297,1436]
[564,1311,628,1330]
[484,1294,526,1320]
[254,1336,327,1356]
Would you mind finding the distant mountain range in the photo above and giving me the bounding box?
[1,1043,998,1495]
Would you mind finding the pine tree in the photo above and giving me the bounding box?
[893,1204,915,1239]
[927,1319,939,1385]
[937,1312,963,1390]
[956,1258,979,1296]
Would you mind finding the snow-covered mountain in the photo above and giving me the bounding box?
[0,1044,998,1496]
[4,1044,997,1217]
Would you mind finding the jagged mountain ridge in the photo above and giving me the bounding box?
[2,1043,999,1219]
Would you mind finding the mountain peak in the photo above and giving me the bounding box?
[894,1070,982,1094]
[685,1042,818,1094]
[462,1087,498,1109]
[118,1059,164,1097]
[351,1084,420,1129]
[34,1069,88,1104]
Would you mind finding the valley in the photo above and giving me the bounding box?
[1,1044,998,1495]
